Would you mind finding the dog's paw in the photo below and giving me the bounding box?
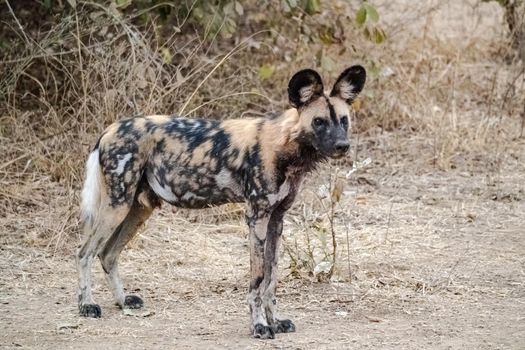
[253,323,275,339]
[273,319,296,333]
[79,304,101,318]
[123,295,144,309]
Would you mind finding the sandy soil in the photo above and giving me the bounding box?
[1,127,524,350]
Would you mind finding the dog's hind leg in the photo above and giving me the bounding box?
[98,191,157,310]
[77,202,131,318]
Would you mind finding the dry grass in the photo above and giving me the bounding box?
[0,0,523,258]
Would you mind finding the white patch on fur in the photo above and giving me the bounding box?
[81,150,102,225]
[299,86,314,103]
[146,171,178,202]
[267,180,290,206]
[105,267,125,307]
[181,191,206,202]
[253,216,270,241]
[336,81,356,101]
[112,153,132,175]
[181,192,195,200]
[192,120,202,129]
[215,168,242,196]
[137,191,153,208]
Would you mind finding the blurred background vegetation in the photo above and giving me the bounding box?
[0,0,391,184]
[0,0,523,252]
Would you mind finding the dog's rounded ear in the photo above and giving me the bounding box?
[330,65,366,104]
[288,69,324,108]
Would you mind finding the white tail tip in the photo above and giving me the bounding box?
[80,149,102,226]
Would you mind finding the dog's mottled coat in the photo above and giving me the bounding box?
[77,66,366,339]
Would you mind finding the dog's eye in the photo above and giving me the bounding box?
[340,116,348,128]
[313,117,327,128]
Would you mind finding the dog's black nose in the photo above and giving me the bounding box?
[334,141,350,153]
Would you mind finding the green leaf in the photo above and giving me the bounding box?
[287,0,298,8]
[356,6,366,26]
[234,1,244,16]
[192,6,204,19]
[305,0,321,15]
[160,47,172,64]
[222,17,237,37]
[363,27,371,41]
[364,4,379,23]
[115,0,131,9]
[42,0,52,10]
[372,27,386,44]
[319,26,334,44]
[222,2,235,16]
[258,64,274,80]
[282,0,291,13]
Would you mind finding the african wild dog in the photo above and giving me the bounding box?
[77,66,366,339]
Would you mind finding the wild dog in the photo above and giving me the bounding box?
[77,66,366,339]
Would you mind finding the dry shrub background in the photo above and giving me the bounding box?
[0,0,523,275]
[1,0,522,248]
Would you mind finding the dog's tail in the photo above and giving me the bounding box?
[80,148,104,228]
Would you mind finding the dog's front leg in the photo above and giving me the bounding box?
[262,209,296,334]
[246,209,274,339]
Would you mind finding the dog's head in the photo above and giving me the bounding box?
[287,66,366,158]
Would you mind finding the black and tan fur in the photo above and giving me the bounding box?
[77,66,366,339]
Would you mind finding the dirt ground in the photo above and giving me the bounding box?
[1,125,524,349]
